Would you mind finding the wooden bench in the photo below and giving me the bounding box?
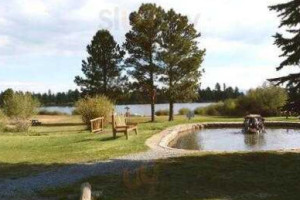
[90,117,104,133]
[112,115,138,140]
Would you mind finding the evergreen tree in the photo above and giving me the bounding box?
[75,29,125,100]
[159,9,205,121]
[124,4,164,122]
[269,0,300,113]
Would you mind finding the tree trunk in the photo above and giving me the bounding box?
[169,101,174,121]
[151,100,155,122]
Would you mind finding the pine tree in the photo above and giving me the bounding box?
[75,29,125,100]
[269,0,300,113]
[159,9,205,121]
[124,4,164,122]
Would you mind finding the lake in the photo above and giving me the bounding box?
[40,103,212,116]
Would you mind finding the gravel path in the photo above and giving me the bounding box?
[0,126,189,199]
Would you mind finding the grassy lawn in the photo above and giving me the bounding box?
[0,115,298,179]
[42,152,300,200]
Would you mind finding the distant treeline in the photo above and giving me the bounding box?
[0,83,243,106]
[197,83,244,102]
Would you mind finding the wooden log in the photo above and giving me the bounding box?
[80,182,91,200]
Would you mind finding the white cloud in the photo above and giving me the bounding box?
[15,0,49,17]
[0,0,295,93]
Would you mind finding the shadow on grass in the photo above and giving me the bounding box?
[38,152,300,200]
[40,123,85,127]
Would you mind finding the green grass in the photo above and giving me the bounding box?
[0,115,298,179]
[42,152,300,200]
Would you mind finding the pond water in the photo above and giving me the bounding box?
[40,103,212,116]
[171,128,300,151]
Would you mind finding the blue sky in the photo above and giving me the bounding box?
[0,0,294,93]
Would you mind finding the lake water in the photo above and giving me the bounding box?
[40,103,212,116]
[171,128,300,151]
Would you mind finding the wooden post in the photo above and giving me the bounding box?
[80,182,91,200]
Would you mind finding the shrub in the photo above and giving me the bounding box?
[194,102,223,116]
[3,92,40,120]
[75,95,114,127]
[236,85,287,116]
[178,108,191,115]
[155,109,169,116]
[38,110,67,115]
[14,120,31,132]
[0,110,7,132]
[194,85,288,117]
[2,92,39,132]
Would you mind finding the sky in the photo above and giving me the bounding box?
[0,0,295,93]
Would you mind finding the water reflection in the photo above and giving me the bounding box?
[172,128,300,151]
[243,133,266,148]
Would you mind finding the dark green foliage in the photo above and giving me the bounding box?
[75,29,125,100]
[178,108,192,115]
[159,9,205,121]
[198,84,243,102]
[32,89,80,106]
[0,88,14,107]
[124,3,165,122]
[155,109,169,116]
[269,0,300,113]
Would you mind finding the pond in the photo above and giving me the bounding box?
[40,103,212,116]
[171,128,300,151]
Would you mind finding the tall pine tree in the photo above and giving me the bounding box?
[124,4,164,121]
[269,0,300,113]
[75,29,125,100]
[159,9,205,121]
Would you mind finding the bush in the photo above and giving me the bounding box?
[178,108,191,115]
[194,85,288,117]
[155,109,169,116]
[38,110,67,115]
[236,85,287,116]
[14,120,31,132]
[75,95,114,127]
[0,110,7,132]
[3,92,40,120]
[194,102,223,116]
[2,92,39,132]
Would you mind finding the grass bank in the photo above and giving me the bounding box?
[0,115,298,179]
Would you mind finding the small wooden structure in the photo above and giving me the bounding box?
[244,114,265,134]
[31,119,42,126]
[90,117,104,133]
[112,114,138,140]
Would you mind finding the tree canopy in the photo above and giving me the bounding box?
[75,29,125,100]
[269,0,300,113]
[159,9,205,121]
[124,3,165,121]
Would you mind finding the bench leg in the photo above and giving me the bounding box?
[113,130,117,139]
[125,130,128,140]
[135,128,138,135]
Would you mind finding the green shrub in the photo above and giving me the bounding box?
[178,108,191,115]
[237,85,287,116]
[3,92,40,120]
[2,92,39,132]
[38,110,67,115]
[75,95,114,127]
[155,109,169,116]
[194,85,287,117]
[194,103,223,116]
[0,110,7,132]
[72,109,80,115]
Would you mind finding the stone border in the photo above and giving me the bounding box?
[146,122,300,153]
